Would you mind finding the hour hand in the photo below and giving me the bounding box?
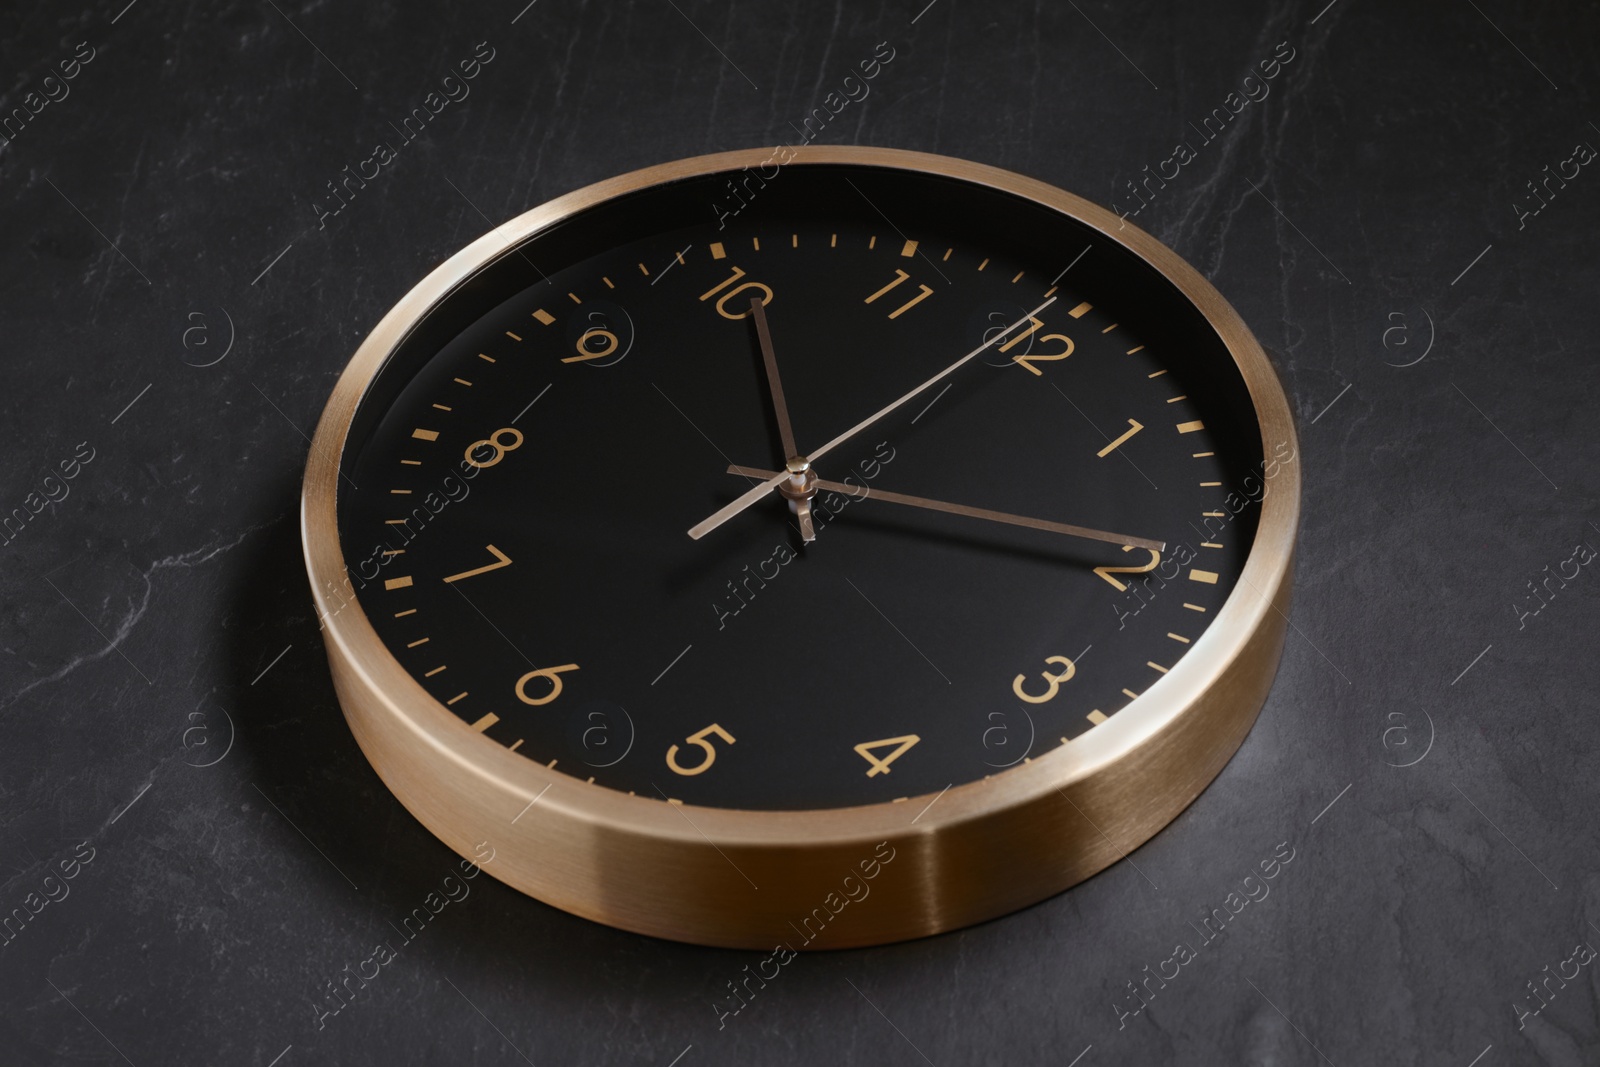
[725,465,1164,552]
[748,298,815,541]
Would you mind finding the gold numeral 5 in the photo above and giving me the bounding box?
[1094,546,1161,591]
[854,734,920,777]
[698,266,772,320]
[514,663,580,706]
[667,723,736,776]
[1013,655,1076,704]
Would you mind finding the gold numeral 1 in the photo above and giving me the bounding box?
[854,734,920,777]
[442,544,512,583]
[666,723,736,776]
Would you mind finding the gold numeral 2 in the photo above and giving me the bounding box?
[1094,546,1161,591]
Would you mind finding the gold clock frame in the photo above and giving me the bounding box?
[302,146,1300,949]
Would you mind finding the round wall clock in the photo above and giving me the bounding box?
[302,146,1299,949]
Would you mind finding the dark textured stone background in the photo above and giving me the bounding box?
[2,1,1597,1064]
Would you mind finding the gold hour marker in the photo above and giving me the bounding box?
[942,247,952,261]
[831,233,838,247]
[411,428,439,441]
[1189,569,1220,584]
[1202,542,1223,548]
[901,239,918,257]
[638,262,650,276]
[406,637,429,647]
[400,459,421,465]
[1126,345,1145,354]
[1067,301,1092,318]
[431,403,451,411]
[1043,286,1058,298]
[384,576,413,590]
[1203,510,1225,517]
[667,797,684,806]
[1147,661,1169,674]
[1200,481,1221,487]
[792,234,799,248]
[1167,396,1188,404]
[478,353,496,362]
[448,692,469,706]
[389,489,412,495]
[504,331,522,341]
[1183,603,1206,612]
[394,609,417,618]
[976,256,988,270]
[709,241,726,260]
[752,237,761,251]
[453,377,472,386]
[383,549,405,556]
[1148,370,1168,378]
[470,711,498,730]
[509,739,524,752]
[424,665,447,677]
[893,796,909,803]
[1101,323,1119,333]
[547,759,558,769]
[567,292,582,304]
[533,308,555,325]
[1177,420,1205,433]
[1086,710,1108,725]
[676,249,686,265]
[1011,270,1025,283]
[1122,688,1140,700]
[1168,633,1191,644]
[869,235,878,249]
[602,276,614,288]
[1192,451,1213,458]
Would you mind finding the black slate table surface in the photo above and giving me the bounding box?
[3,2,1597,1064]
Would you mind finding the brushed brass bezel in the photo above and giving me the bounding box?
[301,146,1300,949]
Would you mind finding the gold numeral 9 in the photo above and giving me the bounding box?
[666,723,736,776]
[1013,655,1076,704]
[514,663,580,706]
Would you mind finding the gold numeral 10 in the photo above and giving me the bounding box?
[666,723,736,776]
[699,266,772,320]
[864,270,934,319]
[854,734,920,776]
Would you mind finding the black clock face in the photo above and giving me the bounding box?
[334,162,1268,811]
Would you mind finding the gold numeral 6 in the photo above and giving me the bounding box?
[1013,655,1077,704]
[667,723,736,776]
[514,663,579,706]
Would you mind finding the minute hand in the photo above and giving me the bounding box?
[726,465,1165,552]
[687,297,1058,540]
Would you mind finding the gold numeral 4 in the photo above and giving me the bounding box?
[854,734,920,777]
